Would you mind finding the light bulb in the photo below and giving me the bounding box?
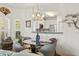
[37,13,40,17]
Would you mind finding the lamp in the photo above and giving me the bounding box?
[0,7,11,15]
[32,4,44,21]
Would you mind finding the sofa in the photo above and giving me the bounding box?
[0,49,39,56]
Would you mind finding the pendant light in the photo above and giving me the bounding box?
[32,4,44,21]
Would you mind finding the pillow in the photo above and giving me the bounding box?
[13,43,23,52]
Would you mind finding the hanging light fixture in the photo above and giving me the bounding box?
[0,7,11,15]
[32,4,44,21]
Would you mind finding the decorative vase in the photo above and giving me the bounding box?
[36,33,40,46]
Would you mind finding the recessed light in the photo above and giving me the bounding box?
[45,11,57,17]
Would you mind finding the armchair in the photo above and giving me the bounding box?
[39,38,57,56]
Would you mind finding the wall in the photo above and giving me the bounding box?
[56,3,79,56]
[0,3,79,55]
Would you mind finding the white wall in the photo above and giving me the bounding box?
[0,3,79,55]
[56,3,79,56]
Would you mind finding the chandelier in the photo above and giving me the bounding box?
[32,4,44,21]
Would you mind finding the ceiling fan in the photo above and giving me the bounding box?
[0,7,11,15]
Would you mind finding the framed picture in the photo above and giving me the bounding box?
[26,20,31,28]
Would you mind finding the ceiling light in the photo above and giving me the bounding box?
[32,4,44,21]
[0,7,11,15]
[46,11,56,17]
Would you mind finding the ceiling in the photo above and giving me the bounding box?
[0,3,79,11]
[0,3,79,10]
[0,3,78,7]
[0,3,79,16]
[0,3,58,8]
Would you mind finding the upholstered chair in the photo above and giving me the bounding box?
[39,38,57,56]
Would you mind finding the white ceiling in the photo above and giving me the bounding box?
[0,3,79,11]
[0,3,62,13]
[0,3,58,8]
[0,3,79,16]
[0,3,79,10]
[0,3,78,8]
